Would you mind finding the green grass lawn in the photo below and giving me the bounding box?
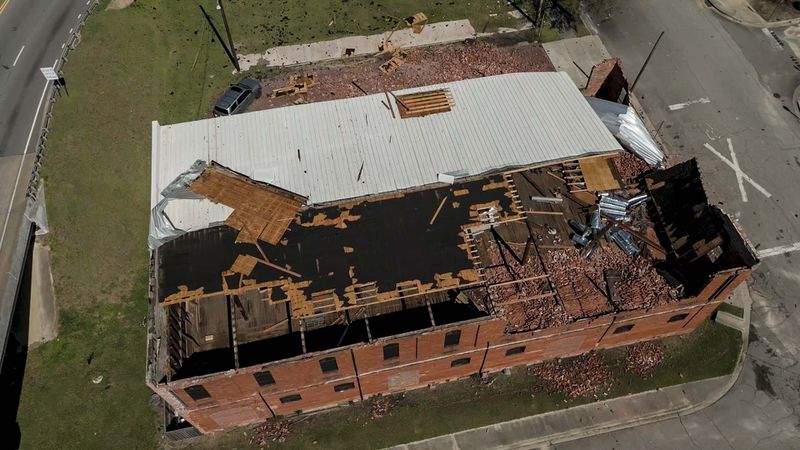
[225,0,527,54]
[718,302,745,318]
[15,0,736,449]
[13,2,526,448]
[198,321,741,450]
[16,1,234,449]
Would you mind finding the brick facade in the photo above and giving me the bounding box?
[151,268,750,433]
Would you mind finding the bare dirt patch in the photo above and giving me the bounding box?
[106,0,134,10]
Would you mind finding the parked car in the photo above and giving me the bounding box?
[213,78,262,116]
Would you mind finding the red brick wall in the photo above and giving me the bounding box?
[186,395,270,433]
[262,375,361,416]
[158,270,750,433]
[481,317,611,372]
[354,322,487,397]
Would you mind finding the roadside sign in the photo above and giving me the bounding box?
[40,67,59,81]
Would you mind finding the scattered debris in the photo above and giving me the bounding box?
[379,50,408,74]
[587,96,665,167]
[273,74,316,98]
[405,12,428,33]
[250,420,292,446]
[625,341,664,377]
[545,244,678,314]
[91,375,103,384]
[249,41,554,112]
[370,394,401,419]
[614,151,652,183]
[607,226,640,256]
[597,193,648,222]
[429,195,449,225]
[533,353,612,399]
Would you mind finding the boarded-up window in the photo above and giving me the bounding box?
[505,346,525,356]
[395,89,453,119]
[334,382,355,392]
[613,324,634,334]
[668,313,689,323]
[185,385,211,401]
[280,393,302,403]
[319,357,339,373]
[383,343,400,360]
[451,357,470,367]
[388,370,420,390]
[444,330,461,347]
[253,370,275,386]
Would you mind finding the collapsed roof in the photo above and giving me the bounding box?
[152,154,758,381]
[148,71,757,382]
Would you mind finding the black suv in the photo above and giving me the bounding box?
[213,78,262,116]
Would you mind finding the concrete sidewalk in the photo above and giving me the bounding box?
[395,377,728,450]
[708,0,800,28]
[239,20,477,71]
[392,285,752,450]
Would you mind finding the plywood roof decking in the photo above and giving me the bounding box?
[157,174,520,325]
[579,155,622,192]
[151,72,622,237]
[189,163,307,245]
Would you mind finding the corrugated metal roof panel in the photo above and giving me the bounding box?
[152,72,621,229]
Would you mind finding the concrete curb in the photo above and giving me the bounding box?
[393,285,753,450]
[706,0,800,28]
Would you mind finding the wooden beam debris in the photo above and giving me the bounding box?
[429,195,449,225]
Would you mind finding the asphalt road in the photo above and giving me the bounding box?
[0,0,92,357]
[555,1,800,448]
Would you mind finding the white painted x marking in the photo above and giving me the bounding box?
[703,139,771,202]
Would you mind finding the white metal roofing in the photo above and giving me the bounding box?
[151,72,621,234]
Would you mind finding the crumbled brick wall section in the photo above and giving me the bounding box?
[158,268,750,433]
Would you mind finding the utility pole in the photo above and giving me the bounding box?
[217,0,237,68]
[625,31,664,103]
[199,4,240,72]
[535,0,546,42]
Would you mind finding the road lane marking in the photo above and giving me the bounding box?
[668,97,711,111]
[727,138,748,202]
[12,46,24,67]
[0,0,10,15]
[758,242,800,258]
[703,141,772,200]
[0,82,49,252]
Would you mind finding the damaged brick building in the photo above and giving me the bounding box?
[146,72,757,435]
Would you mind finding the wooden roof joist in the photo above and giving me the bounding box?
[396,89,454,118]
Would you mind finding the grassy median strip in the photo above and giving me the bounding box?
[199,321,741,450]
